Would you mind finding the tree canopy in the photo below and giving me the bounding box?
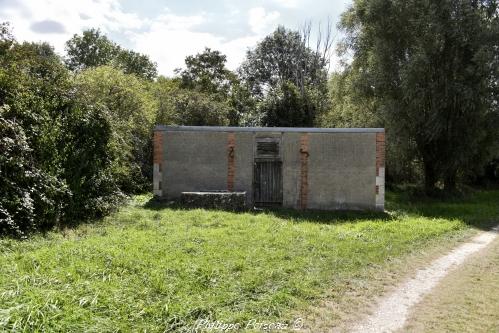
[65,28,157,80]
[240,26,331,126]
[335,0,499,193]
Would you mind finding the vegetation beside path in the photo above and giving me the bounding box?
[401,230,499,333]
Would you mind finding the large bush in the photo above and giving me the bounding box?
[0,114,68,237]
[154,78,231,126]
[0,31,137,236]
[74,66,157,192]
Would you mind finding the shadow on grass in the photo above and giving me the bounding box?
[143,186,499,229]
[143,198,392,225]
[386,187,499,231]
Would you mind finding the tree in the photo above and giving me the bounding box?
[176,48,235,97]
[74,66,157,192]
[339,0,499,193]
[239,25,331,126]
[115,48,158,80]
[260,81,317,127]
[65,28,157,80]
[175,48,253,126]
[65,28,117,71]
[0,22,14,56]
[154,77,231,127]
[0,24,141,235]
[0,113,68,236]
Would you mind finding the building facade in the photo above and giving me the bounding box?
[153,126,385,211]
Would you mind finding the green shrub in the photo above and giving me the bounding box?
[74,66,157,192]
[154,81,231,126]
[0,114,68,237]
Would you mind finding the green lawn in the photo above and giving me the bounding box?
[1,190,498,332]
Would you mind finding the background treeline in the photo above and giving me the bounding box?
[1,0,499,237]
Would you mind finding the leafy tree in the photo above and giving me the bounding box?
[240,26,330,126]
[176,48,235,97]
[339,0,499,193]
[0,40,72,175]
[0,37,74,236]
[115,48,158,81]
[0,22,14,56]
[321,72,381,128]
[154,78,231,126]
[0,25,133,235]
[175,48,253,126]
[65,28,157,80]
[260,81,317,127]
[74,66,157,192]
[59,101,125,222]
[65,29,117,71]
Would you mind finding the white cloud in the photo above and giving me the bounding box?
[1,1,341,76]
[272,0,301,9]
[130,10,261,75]
[0,0,143,54]
[248,7,280,35]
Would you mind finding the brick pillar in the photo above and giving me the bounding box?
[375,132,385,211]
[153,131,163,197]
[299,133,309,210]
[227,132,236,192]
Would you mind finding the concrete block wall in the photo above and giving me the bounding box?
[153,126,385,211]
[306,133,377,210]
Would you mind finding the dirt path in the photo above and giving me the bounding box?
[350,225,499,333]
[401,234,499,332]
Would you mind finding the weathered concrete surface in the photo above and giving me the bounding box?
[163,131,227,200]
[307,133,376,210]
[181,191,247,211]
[282,132,302,208]
[234,132,254,207]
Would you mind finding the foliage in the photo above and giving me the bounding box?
[65,28,157,80]
[74,66,157,193]
[176,47,235,97]
[0,113,68,237]
[175,48,254,126]
[0,22,14,56]
[239,26,330,126]
[259,81,317,127]
[321,71,381,128]
[0,27,132,236]
[2,190,498,330]
[154,80,231,126]
[59,101,126,222]
[337,0,499,193]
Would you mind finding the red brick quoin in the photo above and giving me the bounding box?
[227,132,236,192]
[376,132,385,177]
[153,131,163,193]
[299,133,309,209]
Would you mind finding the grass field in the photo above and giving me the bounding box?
[1,190,498,332]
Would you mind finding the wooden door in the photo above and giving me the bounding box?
[254,160,283,207]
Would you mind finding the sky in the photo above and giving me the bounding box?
[0,0,351,76]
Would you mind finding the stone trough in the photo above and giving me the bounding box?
[180,191,247,211]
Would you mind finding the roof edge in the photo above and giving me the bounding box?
[154,125,385,133]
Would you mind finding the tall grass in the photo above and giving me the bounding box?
[0,190,498,332]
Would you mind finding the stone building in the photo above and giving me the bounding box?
[153,126,385,211]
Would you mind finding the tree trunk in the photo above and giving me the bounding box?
[424,161,437,196]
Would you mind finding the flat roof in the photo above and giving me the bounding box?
[154,125,384,133]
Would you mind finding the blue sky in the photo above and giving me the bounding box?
[0,0,351,76]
